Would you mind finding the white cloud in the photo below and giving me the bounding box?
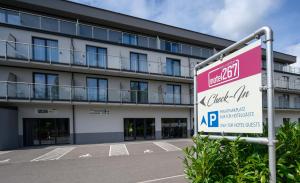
[285,43,300,67]
[210,0,279,40]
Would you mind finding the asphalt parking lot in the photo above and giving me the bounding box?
[0,139,194,183]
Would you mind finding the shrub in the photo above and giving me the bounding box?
[183,122,300,183]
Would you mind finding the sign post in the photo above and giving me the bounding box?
[193,26,276,182]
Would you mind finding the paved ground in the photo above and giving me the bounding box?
[0,139,194,183]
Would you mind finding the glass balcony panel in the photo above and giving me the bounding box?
[73,51,86,66]
[93,27,108,41]
[182,44,191,55]
[20,13,40,28]
[59,86,71,100]
[7,10,20,25]
[60,20,76,35]
[148,37,157,49]
[137,36,148,47]
[73,86,87,101]
[7,42,29,60]
[109,30,122,43]
[41,17,59,32]
[0,9,5,23]
[78,24,92,38]
[192,46,201,57]
[0,82,7,98]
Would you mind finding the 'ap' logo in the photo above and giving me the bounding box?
[208,111,218,127]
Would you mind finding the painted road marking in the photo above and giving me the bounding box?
[0,151,11,155]
[109,144,129,157]
[153,142,181,152]
[31,147,75,162]
[136,174,185,183]
[79,153,92,158]
[144,149,153,154]
[0,159,10,163]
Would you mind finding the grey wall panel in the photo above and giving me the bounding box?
[0,107,18,150]
[75,132,124,144]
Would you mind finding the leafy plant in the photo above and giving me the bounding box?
[183,122,300,183]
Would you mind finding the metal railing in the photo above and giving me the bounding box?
[0,7,214,58]
[262,77,300,90]
[0,81,192,105]
[0,40,194,78]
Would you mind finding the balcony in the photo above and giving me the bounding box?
[0,81,192,107]
[263,100,300,110]
[0,40,194,81]
[0,7,214,58]
[262,78,300,92]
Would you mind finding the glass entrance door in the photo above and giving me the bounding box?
[23,118,70,146]
[161,118,187,138]
[124,118,155,141]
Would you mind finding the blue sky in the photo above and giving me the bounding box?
[70,0,300,66]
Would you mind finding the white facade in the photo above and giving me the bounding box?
[0,5,298,149]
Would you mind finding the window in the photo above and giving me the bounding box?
[41,17,59,32]
[123,33,137,45]
[130,81,148,103]
[20,13,40,28]
[78,24,92,38]
[94,27,107,40]
[166,58,181,76]
[182,44,192,55]
[161,118,187,138]
[33,73,58,99]
[283,118,290,125]
[6,10,20,25]
[86,77,108,102]
[130,52,147,72]
[86,46,107,68]
[192,46,201,57]
[32,37,58,62]
[60,20,76,35]
[148,37,157,49]
[165,84,181,104]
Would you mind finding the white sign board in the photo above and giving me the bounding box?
[197,40,263,133]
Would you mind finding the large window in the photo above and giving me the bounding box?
[123,33,137,45]
[165,41,180,53]
[86,46,107,68]
[130,52,148,72]
[32,37,58,62]
[86,77,108,102]
[165,84,181,104]
[130,81,148,103]
[33,73,59,99]
[161,118,187,138]
[124,118,155,141]
[166,58,181,76]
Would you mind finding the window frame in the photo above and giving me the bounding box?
[32,37,59,62]
[86,77,108,102]
[32,72,59,99]
[86,45,108,68]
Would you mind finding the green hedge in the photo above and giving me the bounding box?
[183,122,300,183]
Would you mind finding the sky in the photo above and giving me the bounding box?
[70,0,300,66]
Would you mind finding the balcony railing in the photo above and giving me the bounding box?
[263,100,300,109]
[263,62,300,75]
[262,77,300,91]
[0,40,194,78]
[0,81,192,105]
[0,7,214,58]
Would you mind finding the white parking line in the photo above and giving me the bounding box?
[31,147,75,162]
[0,159,10,163]
[153,142,181,151]
[0,151,11,155]
[136,174,184,183]
[109,144,129,157]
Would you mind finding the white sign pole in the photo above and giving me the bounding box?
[193,26,275,182]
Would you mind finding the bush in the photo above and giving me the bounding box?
[183,122,300,183]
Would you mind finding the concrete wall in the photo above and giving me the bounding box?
[0,107,18,150]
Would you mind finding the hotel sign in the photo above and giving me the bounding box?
[197,40,263,133]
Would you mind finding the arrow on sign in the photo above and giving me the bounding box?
[199,96,206,106]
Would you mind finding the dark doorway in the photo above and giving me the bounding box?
[23,118,70,146]
[124,118,155,141]
[161,118,187,138]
